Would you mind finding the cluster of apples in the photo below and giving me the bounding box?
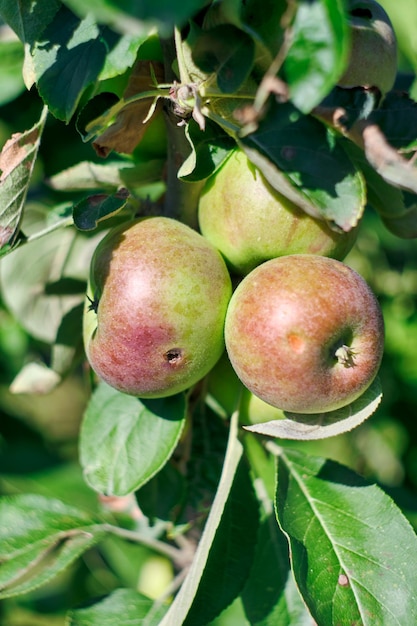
[83,0,397,417]
[83,148,384,417]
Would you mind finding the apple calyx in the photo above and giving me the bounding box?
[335,344,357,367]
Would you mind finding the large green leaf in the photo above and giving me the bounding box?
[32,7,125,121]
[67,588,167,625]
[239,101,366,232]
[158,411,244,626]
[80,382,187,496]
[183,458,260,626]
[284,0,349,113]
[0,494,105,599]
[275,449,417,625]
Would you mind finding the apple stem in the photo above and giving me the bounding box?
[159,34,206,229]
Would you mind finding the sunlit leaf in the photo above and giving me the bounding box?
[9,362,61,395]
[285,0,349,113]
[244,377,382,441]
[80,382,187,496]
[275,449,417,625]
[0,0,60,87]
[32,7,108,121]
[48,159,164,192]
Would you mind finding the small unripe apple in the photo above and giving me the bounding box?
[338,0,397,94]
[225,254,384,414]
[198,150,358,275]
[83,217,232,398]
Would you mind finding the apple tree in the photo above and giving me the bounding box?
[0,0,417,624]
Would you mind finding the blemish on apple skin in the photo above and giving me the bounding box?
[165,348,184,365]
[287,333,305,354]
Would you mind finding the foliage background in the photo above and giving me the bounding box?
[0,0,416,624]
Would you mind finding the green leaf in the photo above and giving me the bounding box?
[32,7,108,121]
[241,514,290,624]
[192,24,255,94]
[183,458,260,626]
[285,0,349,113]
[239,101,366,231]
[61,0,208,35]
[73,190,129,231]
[158,412,243,626]
[80,382,186,496]
[0,205,96,343]
[244,377,382,441]
[0,494,105,599]
[0,106,48,249]
[275,449,417,625]
[9,361,61,395]
[0,40,26,105]
[241,514,313,625]
[178,118,235,182]
[67,588,167,625]
[48,160,164,192]
[0,0,60,87]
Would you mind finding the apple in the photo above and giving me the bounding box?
[83,217,232,398]
[338,0,397,94]
[198,150,358,276]
[224,254,384,414]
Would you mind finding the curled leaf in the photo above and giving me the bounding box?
[92,60,165,157]
[243,377,382,440]
[0,106,47,248]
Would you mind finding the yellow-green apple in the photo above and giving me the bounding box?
[198,150,358,276]
[83,217,232,397]
[224,254,384,414]
[338,0,397,94]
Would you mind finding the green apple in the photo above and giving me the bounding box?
[198,150,358,276]
[83,217,232,398]
[225,254,384,414]
[338,0,397,94]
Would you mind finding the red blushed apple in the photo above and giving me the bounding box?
[83,217,232,398]
[198,150,358,276]
[224,254,384,414]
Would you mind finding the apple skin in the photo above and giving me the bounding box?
[224,254,384,414]
[338,0,397,94]
[83,217,232,398]
[198,150,358,276]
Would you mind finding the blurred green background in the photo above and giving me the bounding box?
[0,0,416,624]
